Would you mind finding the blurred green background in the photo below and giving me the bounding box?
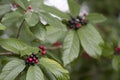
[70,0,120,80]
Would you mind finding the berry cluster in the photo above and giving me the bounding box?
[67,16,88,30]
[25,5,32,12]
[39,45,47,55]
[25,53,39,66]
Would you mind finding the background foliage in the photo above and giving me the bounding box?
[0,0,120,80]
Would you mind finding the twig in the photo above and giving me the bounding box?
[46,46,62,50]
[0,52,14,56]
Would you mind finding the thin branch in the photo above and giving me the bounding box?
[46,46,62,50]
[0,52,14,56]
[0,52,20,57]
[16,20,25,38]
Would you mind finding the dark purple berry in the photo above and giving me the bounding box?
[31,61,35,66]
[83,19,88,25]
[29,55,34,58]
[25,60,29,65]
[77,16,82,21]
[71,17,76,21]
[68,20,74,25]
[28,5,32,9]
[35,56,38,59]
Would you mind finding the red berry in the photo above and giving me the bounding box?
[76,23,81,28]
[115,47,120,51]
[25,9,30,12]
[83,13,87,16]
[42,48,46,51]
[15,4,19,7]
[39,45,44,49]
[53,41,62,47]
[12,3,19,8]
[82,52,92,60]
[28,5,32,9]
[35,59,39,63]
[39,45,46,51]
[28,58,33,62]
[42,51,46,55]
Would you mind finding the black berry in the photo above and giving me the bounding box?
[77,16,83,21]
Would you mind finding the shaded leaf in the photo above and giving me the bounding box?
[68,0,80,17]
[30,23,46,41]
[24,12,39,26]
[40,5,69,19]
[0,38,29,54]
[45,26,66,43]
[26,65,44,80]
[20,47,39,56]
[86,13,107,23]
[30,0,43,10]
[18,23,36,45]
[112,56,120,71]
[62,30,80,66]
[0,4,11,16]
[77,24,104,58]
[39,12,67,31]
[0,59,25,80]
[14,0,29,9]
[0,23,6,30]
[39,57,70,80]
[1,11,23,23]
[102,42,114,57]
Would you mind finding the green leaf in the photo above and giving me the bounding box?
[0,23,6,30]
[77,24,104,58]
[112,56,120,71]
[18,23,36,45]
[39,58,70,80]
[86,13,107,23]
[14,0,29,9]
[0,38,29,54]
[0,59,25,80]
[1,11,23,23]
[24,12,39,26]
[62,30,80,66]
[30,0,43,10]
[47,51,61,64]
[30,23,46,41]
[68,0,80,17]
[20,47,39,56]
[0,4,11,16]
[102,42,114,57]
[39,12,67,31]
[45,26,66,43]
[26,65,44,80]
[40,5,69,19]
